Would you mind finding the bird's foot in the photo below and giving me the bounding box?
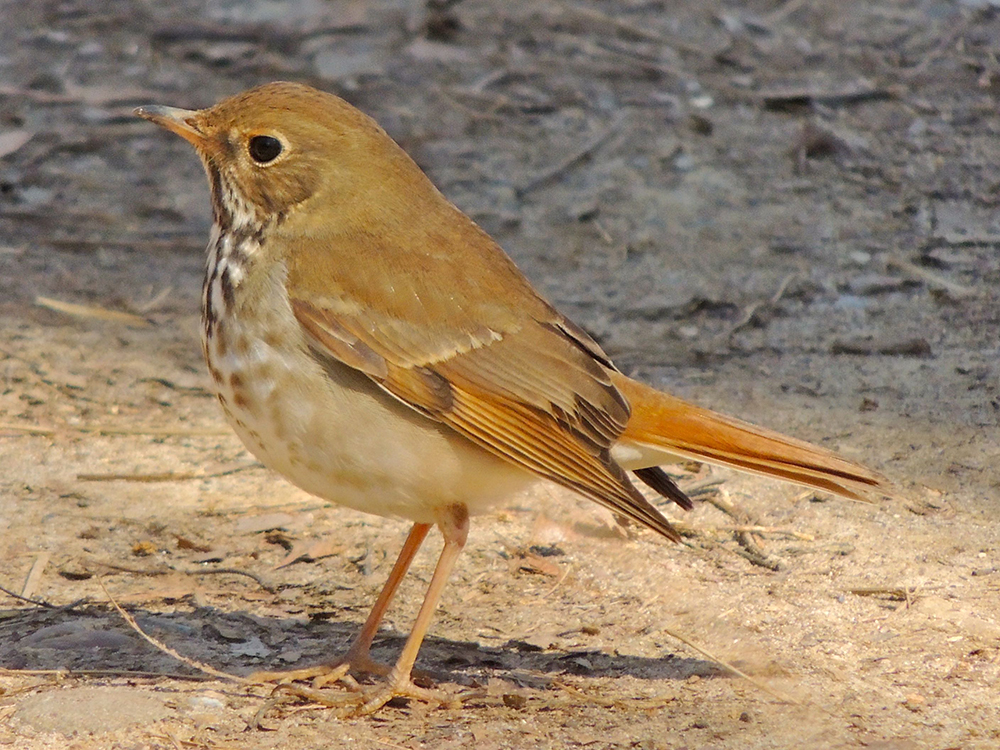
[271,674,464,717]
[249,652,390,690]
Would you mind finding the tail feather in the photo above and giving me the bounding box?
[633,466,695,510]
[611,372,890,501]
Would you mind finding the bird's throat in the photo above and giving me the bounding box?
[202,221,256,342]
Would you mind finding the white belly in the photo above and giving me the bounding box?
[203,269,534,524]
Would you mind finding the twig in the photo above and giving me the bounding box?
[0,580,88,611]
[886,255,975,298]
[657,624,800,704]
[35,295,151,327]
[78,463,258,482]
[98,577,245,683]
[133,285,174,314]
[185,567,278,594]
[758,85,896,111]
[89,560,277,594]
[467,68,510,94]
[901,17,970,78]
[0,422,230,437]
[556,3,707,56]
[0,667,215,681]
[373,736,418,750]
[555,681,678,711]
[79,472,210,482]
[434,86,510,125]
[763,0,809,24]
[678,477,724,498]
[539,563,574,601]
[848,586,916,602]
[727,272,798,337]
[705,490,784,571]
[21,552,51,600]
[515,116,622,197]
[158,730,185,750]
[43,237,205,252]
[673,523,813,542]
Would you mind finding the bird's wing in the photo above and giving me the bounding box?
[285,228,679,540]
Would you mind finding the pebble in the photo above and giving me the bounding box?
[15,686,171,735]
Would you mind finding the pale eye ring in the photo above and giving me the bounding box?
[248,135,283,164]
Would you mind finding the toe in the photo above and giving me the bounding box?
[353,679,459,716]
[250,664,337,684]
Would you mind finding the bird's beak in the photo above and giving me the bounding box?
[134,105,208,149]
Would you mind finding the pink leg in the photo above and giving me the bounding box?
[251,522,432,685]
[356,503,470,714]
[336,522,433,670]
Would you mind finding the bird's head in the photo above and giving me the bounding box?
[136,81,427,231]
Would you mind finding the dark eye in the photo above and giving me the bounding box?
[248,135,282,164]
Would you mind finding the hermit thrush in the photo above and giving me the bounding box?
[136,82,888,713]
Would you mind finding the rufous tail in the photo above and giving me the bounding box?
[611,372,890,501]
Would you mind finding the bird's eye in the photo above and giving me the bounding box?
[248,135,283,164]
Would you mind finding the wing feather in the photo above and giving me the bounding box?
[289,288,681,541]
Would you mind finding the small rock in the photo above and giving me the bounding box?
[186,694,226,712]
[230,635,270,658]
[208,620,249,642]
[132,540,157,556]
[15,686,171,735]
[502,693,527,709]
[846,274,913,296]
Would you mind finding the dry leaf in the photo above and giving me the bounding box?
[235,512,296,534]
[273,536,345,569]
[0,129,31,158]
[508,551,562,577]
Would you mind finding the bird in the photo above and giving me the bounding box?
[135,81,889,714]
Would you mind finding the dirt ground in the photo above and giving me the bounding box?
[1,0,999,748]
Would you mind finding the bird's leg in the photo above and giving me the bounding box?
[250,522,432,686]
[353,503,470,715]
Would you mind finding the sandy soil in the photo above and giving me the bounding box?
[1,0,998,748]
